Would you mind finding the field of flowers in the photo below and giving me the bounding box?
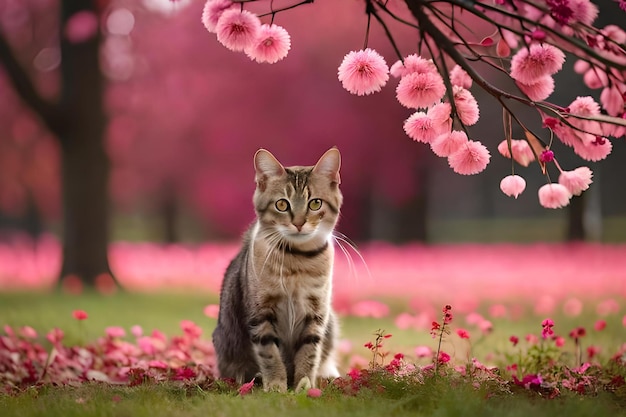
[1,236,626,415]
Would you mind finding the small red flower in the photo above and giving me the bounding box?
[456,328,470,339]
[594,320,606,331]
[239,378,255,396]
[72,310,88,320]
[438,351,451,363]
[509,335,519,347]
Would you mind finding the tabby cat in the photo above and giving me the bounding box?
[212,148,343,392]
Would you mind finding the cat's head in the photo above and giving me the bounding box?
[253,148,342,248]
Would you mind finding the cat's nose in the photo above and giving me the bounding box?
[293,222,304,232]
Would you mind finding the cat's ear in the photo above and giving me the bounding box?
[313,147,341,185]
[254,149,285,191]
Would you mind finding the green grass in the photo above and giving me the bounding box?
[1,291,626,417]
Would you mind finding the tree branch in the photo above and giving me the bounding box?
[0,30,63,136]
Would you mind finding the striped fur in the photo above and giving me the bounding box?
[212,148,342,392]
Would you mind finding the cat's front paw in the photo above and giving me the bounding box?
[264,379,288,393]
[295,376,312,393]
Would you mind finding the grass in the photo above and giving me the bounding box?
[1,291,626,417]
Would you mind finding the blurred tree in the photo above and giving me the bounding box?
[0,0,112,287]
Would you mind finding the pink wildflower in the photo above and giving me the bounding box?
[403,112,436,143]
[337,48,390,96]
[307,388,322,398]
[510,335,519,347]
[20,326,38,339]
[215,9,261,52]
[180,320,202,339]
[431,130,468,157]
[510,44,565,84]
[47,328,64,345]
[415,345,433,358]
[569,326,586,339]
[438,351,451,363]
[538,183,571,208]
[541,318,555,339]
[246,24,291,64]
[239,378,255,396]
[203,304,220,318]
[456,328,470,339]
[554,336,566,347]
[72,310,88,320]
[558,166,593,195]
[201,0,236,33]
[450,65,472,88]
[396,71,446,108]
[587,345,601,360]
[516,75,555,101]
[131,325,143,338]
[106,326,126,339]
[428,102,452,126]
[500,175,526,198]
[448,140,490,175]
[594,320,606,331]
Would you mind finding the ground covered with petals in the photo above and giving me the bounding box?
[1,242,626,416]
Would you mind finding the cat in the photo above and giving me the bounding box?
[212,147,343,393]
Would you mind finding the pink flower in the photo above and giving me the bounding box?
[438,351,451,363]
[47,328,64,345]
[239,378,255,396]
[203,304,220,318]
[563,298,583,317]
[449,65,472,88]
[509,335,519,347]
[415,345,433,358]
[390,54,437,78]
[539,149,554,163]
[106,326,126,339]
[510,44,565,84]
[448,140,490,175]
[350,300,389,318]
[201,0,236,33]
[215,9,261,52]
[453,87,480,125]
[538,183,571,208]
[307,388,322,398]
[500,175,526,198]
[337,48,390,96]
[516,75,555,101]
[554,336,565,347]
[573,137,613,161]
[73,309,88,320]
[396,71,446,108]
[541,318,555,339]
[246,24,291,64]
[456,328,470,339]
[600,86,625,116]
[558,166,593,195]
[403,112,436,143]
[569,0,599,25]
[19,326,38,339]
[594,320,606,331]
[430,130,468,157]
[497,139,535,166]
[180,320,203,339]
[428,102,452,127]
[131,325,143,338]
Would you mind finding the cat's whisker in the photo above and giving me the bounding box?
[332,231,372,282]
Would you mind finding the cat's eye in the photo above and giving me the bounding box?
[308,199,323,211]
[275,199,290,212]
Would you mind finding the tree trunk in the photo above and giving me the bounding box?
[57,0,114,287]
[566,194,585,241]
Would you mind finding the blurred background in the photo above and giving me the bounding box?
[0,0,625,260]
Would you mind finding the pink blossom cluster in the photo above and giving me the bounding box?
[201,0,626,209]
[202,0,291,63]
[339,51,491,176]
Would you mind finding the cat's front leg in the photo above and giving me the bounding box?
[249,314,288,392]
[293,327,324,392]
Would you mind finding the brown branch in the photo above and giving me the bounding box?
[0,31,63,137]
